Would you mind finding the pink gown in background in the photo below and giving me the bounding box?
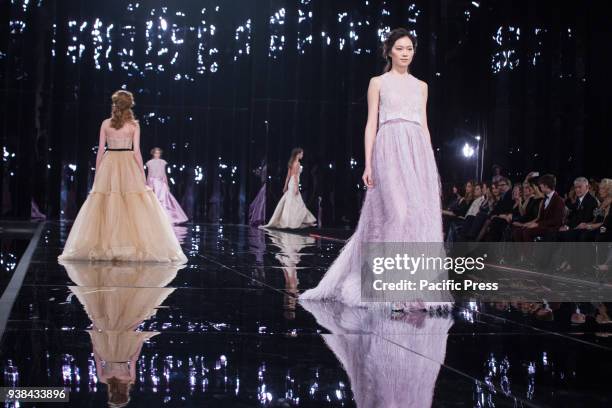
[146,158,188,224]
[301,72,447,308]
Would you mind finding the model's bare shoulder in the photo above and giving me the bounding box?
[369,75,383,88]
[418,79,429,97]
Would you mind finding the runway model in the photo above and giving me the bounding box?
[146,147,188,224]
[58,90,187,263]
[261,148,317,229]
[301,28,449,310]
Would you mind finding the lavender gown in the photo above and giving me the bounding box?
[146,158,188,224]
[301,72,447,308]
[301,300,453,408]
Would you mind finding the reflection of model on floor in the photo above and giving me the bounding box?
[301,300,453,408]
[261,148,317,229]
[61,261,181,407]
[248,160,267,226]
[263,229,316,319]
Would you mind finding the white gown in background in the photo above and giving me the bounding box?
[262,166,317,229]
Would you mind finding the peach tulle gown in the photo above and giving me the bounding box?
[58,121,187,263]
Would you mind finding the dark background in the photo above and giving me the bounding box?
[2,0,610,225]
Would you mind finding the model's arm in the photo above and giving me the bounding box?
[421,82,433,148]
[363,77,381,188]
[95,120,107,171]
[283,166,291,193]
[132,122,146,182]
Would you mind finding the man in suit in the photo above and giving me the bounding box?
[513,174,565,242]
[557,177,598,241]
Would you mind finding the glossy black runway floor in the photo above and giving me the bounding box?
[1,222,611,407]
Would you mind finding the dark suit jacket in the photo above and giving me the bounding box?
[565,193,598,228]
[536,192,565,229]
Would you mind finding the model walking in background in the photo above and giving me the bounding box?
[261,148,317,229]
[146,147,188,225]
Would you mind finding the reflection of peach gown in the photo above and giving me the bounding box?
[301,301,453,408]
[62,262,179,380]
[59,122,187,263]
[64,262,179,331]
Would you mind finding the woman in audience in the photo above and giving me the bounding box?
[444,184,463,213]
[460,182,498,241]
[443,180,475,238]
[512,181,543,226]
[475,182,501,241]
[446,183,485,242]
[495,183,522,225]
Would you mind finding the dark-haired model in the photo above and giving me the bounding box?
[261,148,317,229]
[302,29,448,310]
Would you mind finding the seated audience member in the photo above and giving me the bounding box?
[474,182,502,241]
[481,177,514,241]
[512,174,565,242]
[444,184,463,213]
[558,177,599,241]
[511,180,543,235]
[460,182,493,240]
[576,178,611,242]
[476,177,514,241]
[446,183,485,242]
[443,180,475,236]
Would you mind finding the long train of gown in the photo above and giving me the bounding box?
[59,128,187,263]
[301,300,453,408]
[146,158,188,224]
[301,72,450,308]
[249,183,267,226]
[261,168,316,229]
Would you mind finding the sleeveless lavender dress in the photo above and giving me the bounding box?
[146,158,188,225]
[301,72,446,308]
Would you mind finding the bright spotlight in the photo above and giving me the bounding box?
[462,143,475,158]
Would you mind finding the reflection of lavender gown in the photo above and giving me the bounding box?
[249,164,267,226]
[301,72,446,307]
[301,301,453,408]
[146,158,188,224]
